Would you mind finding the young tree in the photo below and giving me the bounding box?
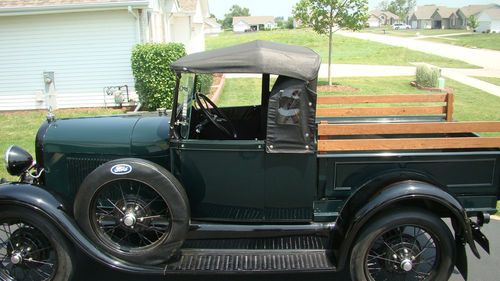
[386,0,416,20]
[293,0,368,85]
[467,15,479,31]
[222,5,250,29]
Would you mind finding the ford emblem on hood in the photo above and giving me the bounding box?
[110,164,132,175]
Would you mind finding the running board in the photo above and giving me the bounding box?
[164,249,335,273]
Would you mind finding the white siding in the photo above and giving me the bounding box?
[0,10,139,111]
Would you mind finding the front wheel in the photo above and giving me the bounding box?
[0,206,74,281]
[350,208,455,281]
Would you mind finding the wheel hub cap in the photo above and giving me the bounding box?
[400,259,412,272]
[123,213,136,227]
[10,252,23,265]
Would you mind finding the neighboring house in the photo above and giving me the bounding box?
[0,0,209,111]
[172,0,209,54]
[430,7,458,29]
[457,4,500,29]
[204,17,222,34]
[476,7,500,33]
[367,14,382,27]
[409,5,440,29]
[232,16,276,32]
[369,10,400,26]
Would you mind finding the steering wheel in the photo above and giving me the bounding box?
[194,92,238,139]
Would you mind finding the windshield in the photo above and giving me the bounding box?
[176,73,195,138]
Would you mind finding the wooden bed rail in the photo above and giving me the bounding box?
[316,93,454,121]
[318,121,500,152]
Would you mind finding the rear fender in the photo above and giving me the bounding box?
[0,183,164,274]
[333,180,480,279]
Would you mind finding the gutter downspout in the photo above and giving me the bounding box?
[128,6,142,42]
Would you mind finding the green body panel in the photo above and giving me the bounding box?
[170,139,316,222]
[316,151,500,217]
[42,114,170,202]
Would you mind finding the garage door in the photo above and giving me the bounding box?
[0,10,138,111]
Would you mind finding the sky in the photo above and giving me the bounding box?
[208,0,500,19]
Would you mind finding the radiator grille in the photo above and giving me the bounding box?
[66,155,116,195]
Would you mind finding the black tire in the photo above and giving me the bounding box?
[0,206,74,281]
[74,158,190,265]
[350,208,455,281]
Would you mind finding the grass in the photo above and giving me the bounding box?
[0,108,125,180]
[363,27,469,37]
[218,76,500,122]
[425,33,500,51]
[206,29,476,68]
[472,76,500,86]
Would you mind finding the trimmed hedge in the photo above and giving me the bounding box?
[416,64,440,88]
[196,74,214,95]
[131,43,186,110]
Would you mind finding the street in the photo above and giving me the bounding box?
[75,220,500,281]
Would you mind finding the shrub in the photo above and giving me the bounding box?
[131,43,186,110]
[196,74,214,95]
[416,64,440,88]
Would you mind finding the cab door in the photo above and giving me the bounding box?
[170,139,266,222]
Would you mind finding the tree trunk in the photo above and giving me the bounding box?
[328,8,333,86]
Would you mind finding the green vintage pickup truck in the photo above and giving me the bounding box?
[2,41,500,281]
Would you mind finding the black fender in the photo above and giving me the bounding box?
[333,180,479,279]
[0,183,165,274]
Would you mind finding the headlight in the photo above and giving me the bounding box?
[4,145,33,176]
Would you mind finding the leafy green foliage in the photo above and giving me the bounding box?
[293,0,369,35]
[196,74,214,95]
[416,64,440,88]
[222,5,250,29]
[131,43,186,110]
[381,0,416,20]
[293,0,369,84]
[468,15,479,31]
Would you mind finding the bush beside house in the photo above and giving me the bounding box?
[131,43,186,110]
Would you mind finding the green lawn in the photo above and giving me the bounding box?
[472,76,500,86]
[206,29,477,68]
[218,76,500,123]
[363,27,469,37]
[426,33,500,51]
[0,108,125,180]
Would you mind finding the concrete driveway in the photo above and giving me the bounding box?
[336,31,500,97]
[75,220,500,281]
[338,31,500,71]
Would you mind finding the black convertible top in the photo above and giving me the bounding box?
[171,40,321,81]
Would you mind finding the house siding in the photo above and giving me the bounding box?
[0,10,139,111]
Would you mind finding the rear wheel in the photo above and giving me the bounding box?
[0,206,74,281]
[350,208,455,281]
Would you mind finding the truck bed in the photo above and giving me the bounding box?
[313,93,500,221]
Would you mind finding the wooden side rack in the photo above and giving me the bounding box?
[316,93,500,152]
[316,93,454,121]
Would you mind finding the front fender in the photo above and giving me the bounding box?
[0,183,164,274]
[334,180,480,273]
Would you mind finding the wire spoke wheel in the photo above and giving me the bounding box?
[91,179,173,251]
[0,219,58,281]
[365,225,439,281]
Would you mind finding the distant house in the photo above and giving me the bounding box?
[410,5,440,29]
[368,10,400,27]
[430,7,458,29]
[232,16,276,32]
[457,4,500,29]
[476,7,500,33]
[204,17,222,34]
[0,0,209,111]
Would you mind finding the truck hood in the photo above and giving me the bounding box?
[43,114,170,156]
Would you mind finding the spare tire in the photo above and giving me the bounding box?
[74,158,189,265]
